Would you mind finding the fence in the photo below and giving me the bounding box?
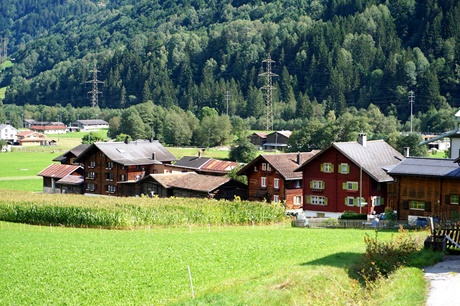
[292,218,406,229]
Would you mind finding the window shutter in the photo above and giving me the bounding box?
[310,181,313,188]
[346,164,350,174]
[445,194,451,204]
[321,181,325,189]
[353,198,358,206]
[331,164,334,172]
[306,196,311,204]
[342,182,347,190]
[380,198,384,206]
[352,182,358,190]
[320,164,324,172]
[402,200,408,210]
[324,197,328,206]
[425,201,432,212]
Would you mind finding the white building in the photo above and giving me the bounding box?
[0,124,18,144]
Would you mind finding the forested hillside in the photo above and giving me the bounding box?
[1,0,460,132]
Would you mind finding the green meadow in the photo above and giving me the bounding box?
[0,222,429,306]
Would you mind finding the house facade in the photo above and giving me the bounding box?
[0,124,18,144]
[297,134,404,218]
[74,139,176,197]
[16,131,47,146]
[248,132,267,148]
[72,119,109,131]
[263,131,292,151]
[237,151,319,211]
[38,164,84,194]
[387,157,460,222]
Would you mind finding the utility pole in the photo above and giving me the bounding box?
[259,54,278,131]
[225,90,230,116]
[0,37,7,64]
[86,65,104,108]
[408,90,415,133]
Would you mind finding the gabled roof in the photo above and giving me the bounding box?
[56,174,84,185]
[168,173,234,192]
[76,119,109,125]
[0,124,17,131]
[139,173,192,188]
[53,144,90,163]
[237,151,320,180]
[173,156,238,173]
[267,130,292,138]
[251,132,267,138]
[297,140,404,182]
[75,140,177,166]
[388,157,460,178]
[38,164,82,178]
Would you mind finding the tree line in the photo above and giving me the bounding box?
[1,0,460,130]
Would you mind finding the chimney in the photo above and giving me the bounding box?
[152,152,157,160]
[357,133,367,147]
[404,147,410,157]
[124,136,129,144]
[297,152,302,165]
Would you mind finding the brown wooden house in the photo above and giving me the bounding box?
[296,134,404,218]
[38,163,84,194]
[263,131,292,151]
[387,157,460,222]
[52,144,90,165]
[237,151,319,211]
[74,139,177,197]
[248,132,267,147]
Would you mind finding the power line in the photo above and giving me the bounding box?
[408,90,415,133]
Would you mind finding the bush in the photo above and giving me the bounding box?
[353,229,421,283]
[339,211,367,220]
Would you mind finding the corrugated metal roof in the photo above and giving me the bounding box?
[262,151,320,180]
[174,156,211,169]
[200,159,238,173]
[168,173,232,192]
[56,174,84,185]
[172,156,238,173]
[38,164,82,178]
[75,140,177,166]
[388,157,460,178]
[332,140,404,182]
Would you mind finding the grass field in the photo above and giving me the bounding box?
[0,222,429,305]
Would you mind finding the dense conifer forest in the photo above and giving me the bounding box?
[0,0,459,154]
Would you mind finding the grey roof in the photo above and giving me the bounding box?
[168,173,233,192]
[0,124,17,131]
[77,119,109,125]
[53,144,90,163]
[75,140,177,166]
[388,157,460,178]
[174,156,211,169]
[332,140,404,182]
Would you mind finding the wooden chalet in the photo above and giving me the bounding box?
[248,132,267,147]
[168,155,239,176]
[16,130,47,146]
[296,134,404,218]
[74,139,177,197]
[237,151,319,210]
[53,144,90,165]
[263,131,292,151]
[138,173,190,197]
[387,157,460,222]
[38,163,84,194]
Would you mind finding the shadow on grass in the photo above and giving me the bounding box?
[300,252,363,269]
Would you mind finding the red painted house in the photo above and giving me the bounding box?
[296,134,404,218]
[237,151,319,211]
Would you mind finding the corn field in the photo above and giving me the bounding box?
[0,190,286,229]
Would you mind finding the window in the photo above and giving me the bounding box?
[267,164,271,171]
[294,196,302,205]
[451,195,459,205]
[274,178,279,189]
[106,185,116,194]
[307,195,327,206]
[120,174,126,181]
[261,177,267,188]
[311,180,325,190]
[89,161,96,168]
[105,172,114,181]
[86,183,95,191]
[321,163,334,173]
[295,180,301,188]
[87,171,96,179]
[254,166,258,172]
[409,200,425,210]
[273,195,279,203]
[343,181,358,191]
[262,163,267,171]
[346,197,355,206]
[339,163,350,174]
[372,196,383,207]
[105,161,113,169]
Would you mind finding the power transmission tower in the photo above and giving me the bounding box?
[86,66,104,108]
[259,54,278,131]
[225,90,230,116]
[0,37,7,64]
[408,90,415,133]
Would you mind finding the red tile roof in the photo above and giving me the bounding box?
[38,164,81,178]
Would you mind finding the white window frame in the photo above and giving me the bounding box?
[409,200,425,210]
[339,163,350,174]
[311,180,325,190]
[273,195,279,203]
[274,178,279,189]
[322,163,333,173]
[451,195,459,205]
[310,195,326,205]
[261,177,267,188]
[294,196,302,205]
[343,181,358,191]
[346,196,355,206]
[262,163,267,171]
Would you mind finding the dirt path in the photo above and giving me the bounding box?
[424,255,460,306]
[0,176,41,181]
